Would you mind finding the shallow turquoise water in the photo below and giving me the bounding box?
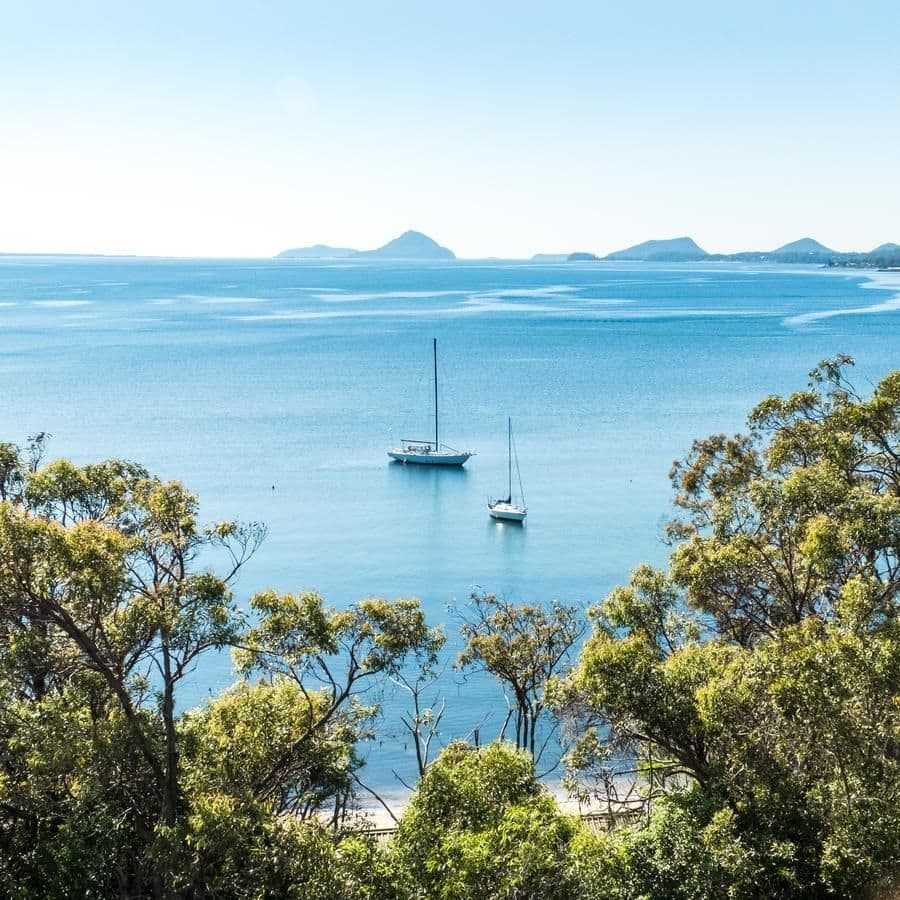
[1,256,898,793]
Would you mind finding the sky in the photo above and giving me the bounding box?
[1,1,898,258]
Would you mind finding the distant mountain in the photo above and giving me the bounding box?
[357,230,455,260]
[274,233,899,267]
[770,238,834,257]
[277,230,455,261]
[721,238,900,268]
[605,236,708,262]
[276,244,357,259]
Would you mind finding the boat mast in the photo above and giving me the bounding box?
[508,417,512,501]
[433,337,439,449]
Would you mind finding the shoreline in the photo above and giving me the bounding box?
[343,776,647,831]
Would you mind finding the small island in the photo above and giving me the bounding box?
[530,253,570,262]
[277,230,455,261]
[604,236,709,262]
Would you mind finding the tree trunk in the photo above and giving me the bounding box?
[159,639,183,900]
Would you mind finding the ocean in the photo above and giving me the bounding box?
[2,256,898,796]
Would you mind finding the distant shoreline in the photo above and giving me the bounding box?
[2,251,898,271]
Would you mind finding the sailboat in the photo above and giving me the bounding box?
[388,338,475,466]
[488,418,527,521]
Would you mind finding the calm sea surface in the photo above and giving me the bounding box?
[2,256,899,795]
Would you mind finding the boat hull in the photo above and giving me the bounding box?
[389,449,472,466]
[488,502,527,522]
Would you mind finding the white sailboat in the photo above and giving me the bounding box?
[388,338,475,466]
[488,417,527,522]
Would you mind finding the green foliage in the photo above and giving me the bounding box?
[235,590,440,806]
[0,440,430,897]
[570,790,813,900]
[669,357,900,645]
[566,358,900,897]
[182,678,365,817]
[569,564,731,788]
[238,591,437,684]
[456,592,584,758]
[5,358,900,898]
[391,741,579,900]
[0,678,157,897]
[700,618,900,894]
[179,800,383,900]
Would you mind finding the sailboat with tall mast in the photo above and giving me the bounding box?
[488,417,527,521]
[388,338,475,466]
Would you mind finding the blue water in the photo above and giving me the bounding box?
[2,256,899,796]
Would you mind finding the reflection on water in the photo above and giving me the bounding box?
[386,460,469,506]
[487,515,526,529]
[387,460,469,479]
[385,461,471,546]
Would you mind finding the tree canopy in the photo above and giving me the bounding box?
[0,438,435,898]
[4,357,900,898]
[565,358,900,896]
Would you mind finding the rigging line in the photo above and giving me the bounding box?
[512,425,526,507]
[436,351,461,436]
[395,357,431,441]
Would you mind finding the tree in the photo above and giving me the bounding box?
[456,591,585,763]
[0,441,439,898]
[234,590,443,816]
[182,678,367,818]
[390,741,579,900]
[389,624,447,784]
[701,615,900,894]
[177,679,384,897]
[0,439,265,897]
[668,355,900,645]
[560,564,727,797]
[565,359,900,896]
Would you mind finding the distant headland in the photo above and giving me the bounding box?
[533,236,900,268]
[603,236,708,262]
[277,230,455,260]
[4,232,896,267]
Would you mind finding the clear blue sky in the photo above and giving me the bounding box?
[1,1,898,257]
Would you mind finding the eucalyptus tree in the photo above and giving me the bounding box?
[388,623,447,784]
[668,354,900,643]
[457,591,585,763]
[0,437,264,896]
[564,359,900,896]
[0,439,437,898]
[391,741,580,900]
[233,589,444,811]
